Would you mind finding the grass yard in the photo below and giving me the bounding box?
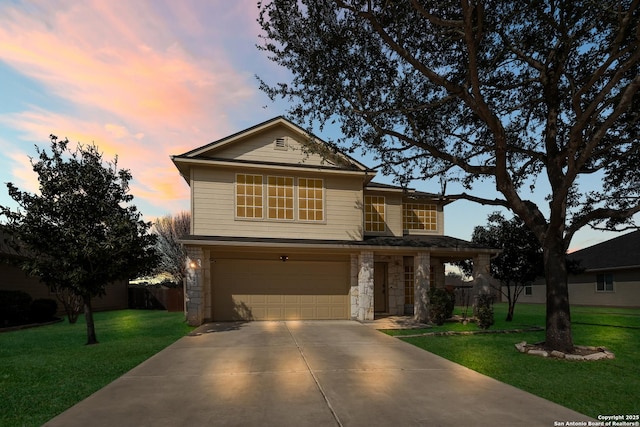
[0,310,193,427]
[385,303,640,419]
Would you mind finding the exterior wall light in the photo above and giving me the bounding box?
[189,259,202,269]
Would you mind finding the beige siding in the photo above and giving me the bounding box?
[362,191,403,237]
[204,125,344,168]
[505,269,640,307]
[192,166,363,240]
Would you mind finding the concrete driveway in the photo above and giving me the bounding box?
[45,321,591,427]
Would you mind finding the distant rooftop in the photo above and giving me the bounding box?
[568,230,640,271]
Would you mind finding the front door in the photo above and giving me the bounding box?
[374,262,387,312]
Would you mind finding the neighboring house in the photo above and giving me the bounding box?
[172,117,498,325]
[520,231,640,307]
[0,229,128,314]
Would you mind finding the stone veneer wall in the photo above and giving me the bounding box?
[185,246,204,326]
[357,251,374,321]
[350,254,359,319]
[414,252,431,322]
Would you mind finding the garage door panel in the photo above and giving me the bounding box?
[267,295,283,304]
[213,259,349,321]
[284,295,299,304]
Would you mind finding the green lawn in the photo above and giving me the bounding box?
[384,303,640,418]
[0,310,194,427]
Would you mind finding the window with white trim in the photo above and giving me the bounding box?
[267,176,294,220]
[364,195,385,232]
[403,203,437,231]
[596,273,614,292]
[236,174,263,219]
[298,178,324,221]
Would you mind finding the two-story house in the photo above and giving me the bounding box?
[172,117,497,325]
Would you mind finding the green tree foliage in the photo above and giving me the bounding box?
[258,0,640,352]
[1,136,157,344]
[152,211,190,285]
[461,213,544,322]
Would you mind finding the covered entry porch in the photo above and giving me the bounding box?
[349,236,497,323]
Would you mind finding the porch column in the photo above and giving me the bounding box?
[357,251,374,321]
[185,246,204,326]
[350,254,359,319]
[414,251,431,323]
[472,253,493,295]
[472,253,493,314]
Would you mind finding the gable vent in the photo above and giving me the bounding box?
[274,137,288,151]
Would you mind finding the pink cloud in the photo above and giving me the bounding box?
[0,0,272,218]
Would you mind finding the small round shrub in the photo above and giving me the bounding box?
[0,290,33,325]
[476,293,495,329]
[30,298,58,322]
[428,287,456,326]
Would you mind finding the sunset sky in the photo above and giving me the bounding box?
[0,1,630,250]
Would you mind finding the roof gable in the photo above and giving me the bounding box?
[568,230,640,271]
[174,117,371,173]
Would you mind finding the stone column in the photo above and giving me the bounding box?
[414,252,431,323]
[472,253,492,295]
[472,252,493,315]
[357,251,374,321]
[350,254,359,319]
[185,246,204,326]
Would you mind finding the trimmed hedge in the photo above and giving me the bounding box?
[30,298,58,322]
[0,290,32,326]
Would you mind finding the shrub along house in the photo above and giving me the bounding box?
[172,117,498,325]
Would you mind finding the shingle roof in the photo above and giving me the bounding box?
[180,234,496,252]
[568,230,640,271]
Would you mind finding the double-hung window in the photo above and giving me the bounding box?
[364,195,386,232]
[235,174,324,222]
[236,174,263,219]
[267,176,294,220]
[596,273,614,292]
[403,203,437,231]
[298,178,324,221]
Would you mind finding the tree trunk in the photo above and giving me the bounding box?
[544,240,573,353]
[83,296,99,345]
[506,301,514,321]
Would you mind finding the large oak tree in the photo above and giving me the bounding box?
[1,136,157,344]
[258,0,640,352]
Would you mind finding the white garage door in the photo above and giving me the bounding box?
[212,259,350,321]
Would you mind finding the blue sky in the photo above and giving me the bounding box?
[0,1,630,251]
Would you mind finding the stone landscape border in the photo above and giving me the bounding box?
[515,341,616,361]
[392,327,615,361]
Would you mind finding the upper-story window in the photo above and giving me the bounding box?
[298,178,324,221]
[403,203,437,231]
[267,176,294,220]
[596,273,614,292]
[236,174,263,219]
[364,195,386,232]
[235,174,325,222]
